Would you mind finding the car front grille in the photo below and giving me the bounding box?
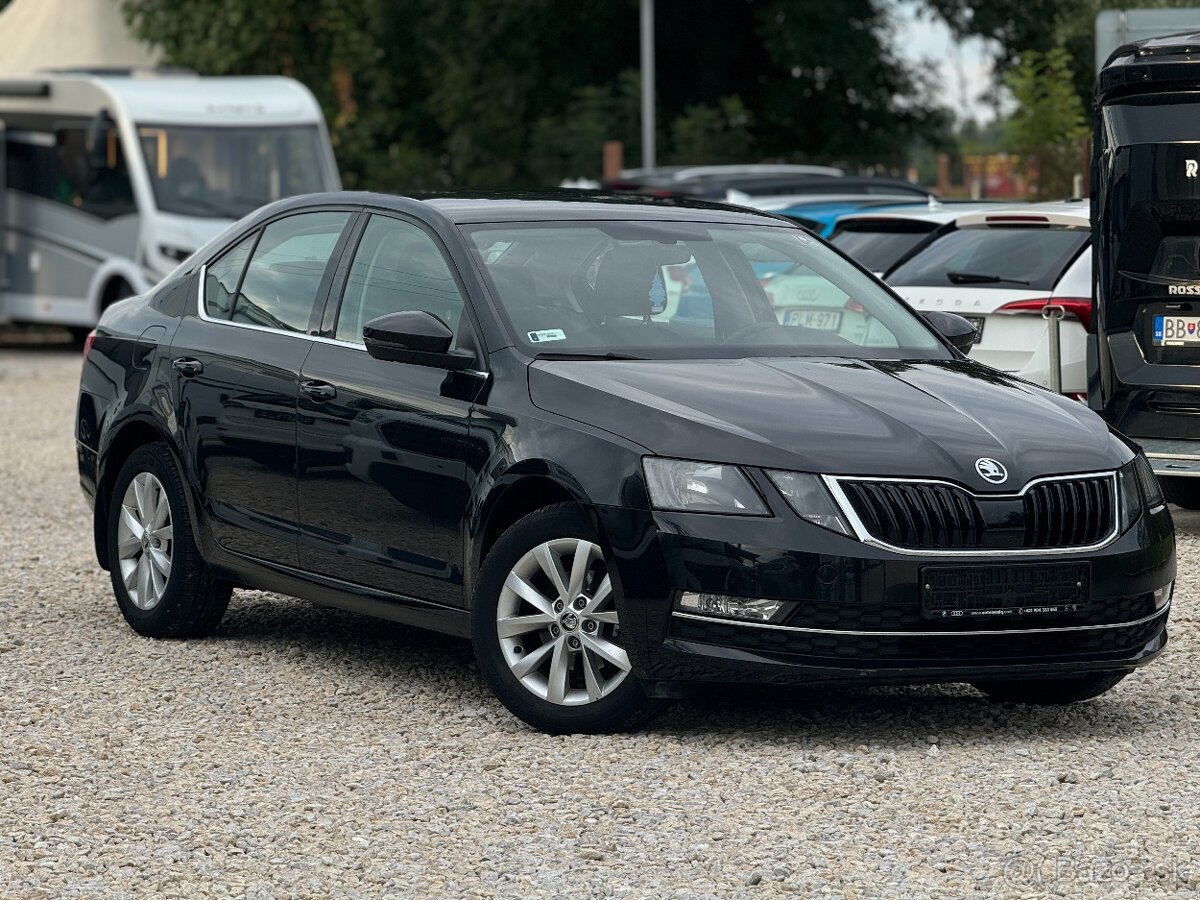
[1022,477,1115,547]
[835,474,1116,552]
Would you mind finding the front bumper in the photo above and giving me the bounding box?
[596,500,1175,689]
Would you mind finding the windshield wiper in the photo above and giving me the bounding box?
[535,351,646,361]
[946,270,1031,285]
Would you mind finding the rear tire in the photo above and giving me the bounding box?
[1162,476,1200,510]
[972,672,1127,705]
[107,444,230,638]
[471,503,665,734]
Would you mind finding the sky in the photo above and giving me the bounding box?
[892,1,1005,124]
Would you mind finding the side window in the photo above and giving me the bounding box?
[233,211,350,332]
[335,215,466,345]
[4,126,135,218]
[203,232,257,321]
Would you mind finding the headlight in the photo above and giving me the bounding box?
[1117,461,1143,533]
[1133,453,1165,509]
[643,458,768,515]
[766,470,851,535]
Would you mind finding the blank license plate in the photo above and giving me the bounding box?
[1154,315,1200,345]
[785,308,842,330]
[921,563,1089,620]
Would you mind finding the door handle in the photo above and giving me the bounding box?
[301,380,337,402]
[172,357,203,377]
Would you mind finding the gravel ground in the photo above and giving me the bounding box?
[2,344,1199,899]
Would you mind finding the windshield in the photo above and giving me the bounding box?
[887,226,1088,289]
[465,221,949,360]
[137,124,329,219]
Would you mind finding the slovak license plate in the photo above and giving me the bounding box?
[784,308,842,330]
[1154,315,1200,345]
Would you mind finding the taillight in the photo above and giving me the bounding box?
[81,330,97,372]
[996,297,1093,332]
[845,298,865,314]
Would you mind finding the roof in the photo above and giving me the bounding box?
[418,191,793,225]
[836,201,1016,227]
[1098,30,1200,102]
[744,193,935,213]
[247,191,796,228]
[0,0,159,74]
[953,200,1090,229]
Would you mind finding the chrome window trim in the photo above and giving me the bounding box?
[820,470,1122,557]
[671,599,1169,637]
[197,262,489,377]
[198,261,367,350]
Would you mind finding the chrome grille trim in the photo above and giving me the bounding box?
[822,471,1121,557]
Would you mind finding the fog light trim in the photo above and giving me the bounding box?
[675,592,794,623]
[1153,582,1174,610]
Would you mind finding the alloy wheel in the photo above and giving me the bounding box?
[496,538,631,706]
[116,472,174,610]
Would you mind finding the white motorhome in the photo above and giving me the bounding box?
[0,72,341,334]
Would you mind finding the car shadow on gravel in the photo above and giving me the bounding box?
[648,679,1183,747]
[215,591,1182,743]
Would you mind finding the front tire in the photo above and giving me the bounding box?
[1162,476,1200,510]
[972,672,1127,705]
[471,504,663,734]
[107,444,230,638]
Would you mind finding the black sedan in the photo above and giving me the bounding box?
[76,192,1176,733]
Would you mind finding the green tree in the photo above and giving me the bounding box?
[1004,46,1088,199]
[123,0,954,189]
[925,0,1200,114]
[668,96,754,166]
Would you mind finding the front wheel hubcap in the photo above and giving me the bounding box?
[497,538,631,706]
[116,472,173,611]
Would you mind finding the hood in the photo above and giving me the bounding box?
[528,357,1129,491]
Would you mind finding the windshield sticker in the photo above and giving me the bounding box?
[528,329,567,343]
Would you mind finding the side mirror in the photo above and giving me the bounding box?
[363,311,476,370]
[922,310,978,354]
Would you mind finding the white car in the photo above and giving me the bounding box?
[829,201,1015,275]
[885,201,1091,398]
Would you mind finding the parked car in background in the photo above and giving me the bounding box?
[829,202,1013,275]
[689,175,933,204]
[603,163,843,195]
[78,191,1173,734]
[734,195,940,237]
[885,202,1092,398]
[0,71,341,338]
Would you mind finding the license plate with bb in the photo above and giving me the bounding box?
[1153,315,1200,345]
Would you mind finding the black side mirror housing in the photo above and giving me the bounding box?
[363,311,476,370]
[922,310,978,354]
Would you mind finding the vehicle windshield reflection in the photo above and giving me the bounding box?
[466,222,949,361]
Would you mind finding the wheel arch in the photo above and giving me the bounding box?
[469,469,601,602]
[94,416,194,571]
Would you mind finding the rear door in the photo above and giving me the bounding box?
[168,208,354,564]
[295,211,484,607]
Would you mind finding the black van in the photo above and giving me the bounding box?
[1092,32,1200,509]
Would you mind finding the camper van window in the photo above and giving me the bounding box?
[5,126,135,219]
[137,124,327,220]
